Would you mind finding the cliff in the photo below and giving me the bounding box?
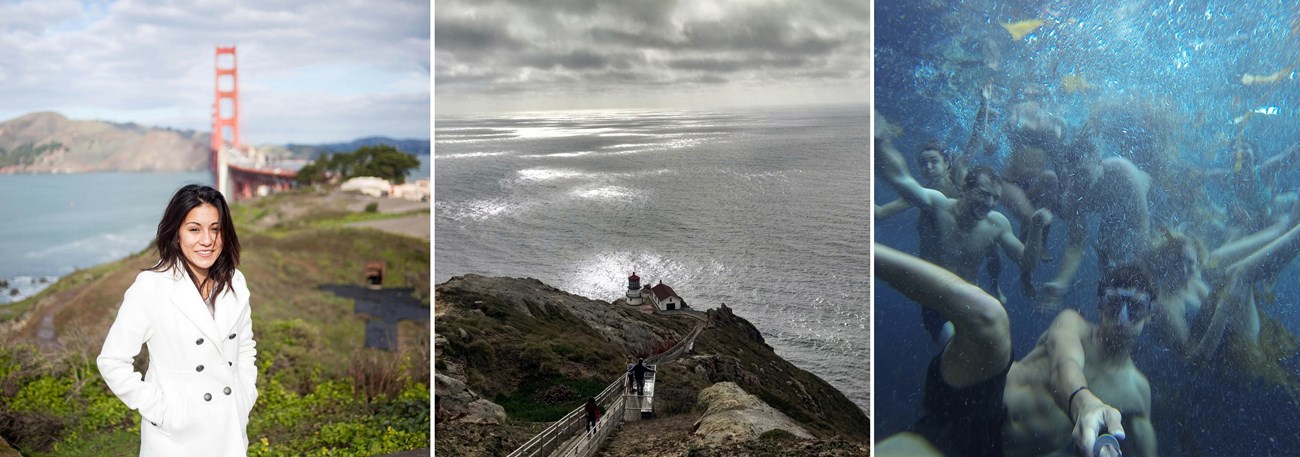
[433,275,869,456]
[0,112,209,173]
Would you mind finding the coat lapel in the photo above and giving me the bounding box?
[213,284,245,343]
[167,268,224,353]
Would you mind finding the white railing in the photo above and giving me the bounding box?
[508,316,708,457]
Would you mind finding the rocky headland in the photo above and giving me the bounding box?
[434,275,869,456]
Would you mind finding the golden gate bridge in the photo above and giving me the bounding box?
[211,46,301,200]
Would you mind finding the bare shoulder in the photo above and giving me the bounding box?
[1102,157,1151,185]
[986,210,1014,228]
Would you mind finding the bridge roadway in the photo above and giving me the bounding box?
[508,309,709,457]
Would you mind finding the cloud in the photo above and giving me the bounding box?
[0,0,430,144]
[434,0,869,114]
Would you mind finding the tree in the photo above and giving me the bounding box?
[352,145,422,184]
[294,145,421,185]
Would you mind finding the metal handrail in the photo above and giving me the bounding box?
[508,316,708,457]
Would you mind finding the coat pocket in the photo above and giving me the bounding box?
[156,383,192,436]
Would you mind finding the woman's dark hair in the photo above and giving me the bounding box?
[148,184,241,305]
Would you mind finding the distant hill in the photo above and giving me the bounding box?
[0,112,429,173]
[278,137,431,160]
[0,112,209,173]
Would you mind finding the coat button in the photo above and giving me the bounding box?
[228,333,236,339]
[224,387,232,395]
[203,393,212,401]
[196,338,204,345]
[196,365,205,372]
[228,361,233,366]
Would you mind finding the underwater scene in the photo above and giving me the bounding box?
[873,1,1300,456]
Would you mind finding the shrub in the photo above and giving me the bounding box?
[364,202,379,213]
[347,349,404,403]
[256,319,324,393]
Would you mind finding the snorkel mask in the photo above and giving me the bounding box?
[1099,287,1151,326]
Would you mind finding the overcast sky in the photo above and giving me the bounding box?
[435,0,870,115]
[0,0,430,144]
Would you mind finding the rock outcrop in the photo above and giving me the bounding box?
[433,274,870,455]
[435,373,507,425]
[693,382,813,444]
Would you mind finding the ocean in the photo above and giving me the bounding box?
[0,155,430,305]
[434,104,870,414]
[875,1,1300,454]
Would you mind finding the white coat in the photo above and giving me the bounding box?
[97,267,258,457]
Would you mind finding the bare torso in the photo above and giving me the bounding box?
[1001,315,1152,457]
[917,197,1013,281]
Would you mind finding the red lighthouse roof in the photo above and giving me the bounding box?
[629,272,640,281]
[650,283,679,301]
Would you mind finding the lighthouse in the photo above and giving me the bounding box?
[626,272,643,305]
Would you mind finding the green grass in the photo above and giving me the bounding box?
[0,189,431,456]
[496,377,609,422]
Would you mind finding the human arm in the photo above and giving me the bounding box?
[1004,208,1053,297]
[963,80,996,157]
[1042,311,1126,457]
[1041,216,1088,310]
[231,271,258,409]
[875,136,946,211]
[874,197,913,220]
[96,276,169,426]
[875,243,1011,387]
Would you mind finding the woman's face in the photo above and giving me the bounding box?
[179,203,223,277]
[917,149,949,182]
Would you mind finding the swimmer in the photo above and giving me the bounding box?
[875,244,1157,457]
[874,137,1009,304]
[1147,199,1300,362]
[875,134,1051,342]
[1039,129,1152,310]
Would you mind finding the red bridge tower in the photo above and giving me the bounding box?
[212,46,240,192]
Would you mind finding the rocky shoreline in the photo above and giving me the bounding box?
[434,274,869,456]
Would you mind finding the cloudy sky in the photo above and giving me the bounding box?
[435,0,870,115]
[0,0,429,144]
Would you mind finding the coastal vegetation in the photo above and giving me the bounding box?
[294,145,422,186]
[0,188,430,456]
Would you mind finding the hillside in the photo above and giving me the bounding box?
[0,112,208,173]
[0,188,432,456]
[434,275,870,456]
[0,111,430,173]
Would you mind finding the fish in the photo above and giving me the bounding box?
[1002,19,1044,40]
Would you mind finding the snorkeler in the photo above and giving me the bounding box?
[874,243,1157,457]
[875,134,1051,343]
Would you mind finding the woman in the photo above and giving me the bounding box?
[98,184,258,457]
[1145,203,1300,363]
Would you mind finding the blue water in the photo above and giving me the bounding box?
[434,104,870,414]
[0,172,211,303]
[875,1,1300,454]
[0,154,429,305]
